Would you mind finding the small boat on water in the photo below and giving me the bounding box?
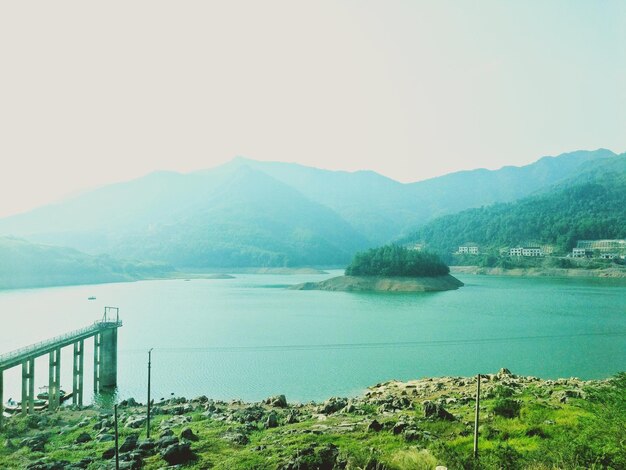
[88,296,96,300]
[4,388,73,414]
[37,387,68,401]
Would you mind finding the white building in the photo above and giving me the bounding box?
[509,247,543,257]
[572,248,589,258]
[458,245,479,255]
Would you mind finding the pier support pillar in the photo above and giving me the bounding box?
[0,369,4,429]
[99,328,118,390]
[48,348,61,411]
[72,340,84,407]
[21,359,35,415]
[93,333,101,392]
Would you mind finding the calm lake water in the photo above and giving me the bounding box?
[1,272,625,404]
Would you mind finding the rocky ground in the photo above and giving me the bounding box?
[0,369,616,469]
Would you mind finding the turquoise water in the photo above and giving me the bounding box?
[1,272,625,404]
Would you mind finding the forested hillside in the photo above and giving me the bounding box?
[0,149,621,269]
[0,237,172,289]
[403,157,626,256]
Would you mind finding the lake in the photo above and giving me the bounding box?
[1,272,625,405]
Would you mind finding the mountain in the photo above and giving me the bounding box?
[233,149,618,241]
[0,237,172,290]
[402,154,626,257]
[0,148,620,268]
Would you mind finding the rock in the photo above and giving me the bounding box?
[264,394,288,408]
[20,434,48,452]
[160,429,174,437]
[497,368,513,378]
[229,405,265,424]
[265,411,279,428]
[423,401,455,421]
[278,444,340,470]
[367,419,383,432]
[180,427,199,441]
[73,457,94,469]
[404,429,422,441]
[392,421,407,435]
[119,434,139,452]
[97,433,115,442]
[75,432,92,444]
[222,432,250,445]
[125,416,146,429]
[27,461,70,470]
[156,435,179,449]
[102,447,116,460]
[285,410,299,424]
[161,442,195,465]
[138,439,156,453]
[120,397,139,407]
[319,397,348,414]
[343,401,356,413]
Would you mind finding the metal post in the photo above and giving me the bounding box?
[114,404,120,470]
[473,373,481,459]
[54,348,61,408]
[147,348,153,438]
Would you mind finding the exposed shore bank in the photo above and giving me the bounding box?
[451,265,626,278]
[1,369,621,469]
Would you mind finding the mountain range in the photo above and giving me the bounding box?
[0,148,622,271]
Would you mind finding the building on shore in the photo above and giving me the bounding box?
[509,246,543,257]
[573,239,626,259]
[457,243,479,255]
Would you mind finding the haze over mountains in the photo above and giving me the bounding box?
[0,149,623,279]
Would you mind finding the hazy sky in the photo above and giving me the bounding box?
[1,1,625,217]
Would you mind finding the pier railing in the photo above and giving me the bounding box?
[0,319,122,371]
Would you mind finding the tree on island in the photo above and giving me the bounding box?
[345,245,450,277]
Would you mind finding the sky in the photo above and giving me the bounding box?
[1,1,625,217]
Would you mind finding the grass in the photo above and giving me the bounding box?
[1,374,624,469]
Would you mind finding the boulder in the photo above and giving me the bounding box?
[120,397,139,407]
[20,434,48,452]
[319,397,348,415]
[180,427,199,441]
[102,447,116,460]
[222,432,250,445]
[75,432,92,444]
[156,435,179,449]
[265,411,279,428]
[264,394,288,408]
[161,442,195,465]
[97,434,115,442]
[367,419,383,432]
[119,434,139,453]
[423,401,454,421]
[125,416,146,429]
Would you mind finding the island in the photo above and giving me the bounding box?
[291,245,463,292]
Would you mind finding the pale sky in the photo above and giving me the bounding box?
[1,1,625,217]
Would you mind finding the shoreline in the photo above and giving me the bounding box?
[450,265,626,278]
[1,369,622,469]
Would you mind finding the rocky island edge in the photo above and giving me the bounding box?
[290,274,464,292]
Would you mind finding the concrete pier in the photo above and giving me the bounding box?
[0,307,122,428]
